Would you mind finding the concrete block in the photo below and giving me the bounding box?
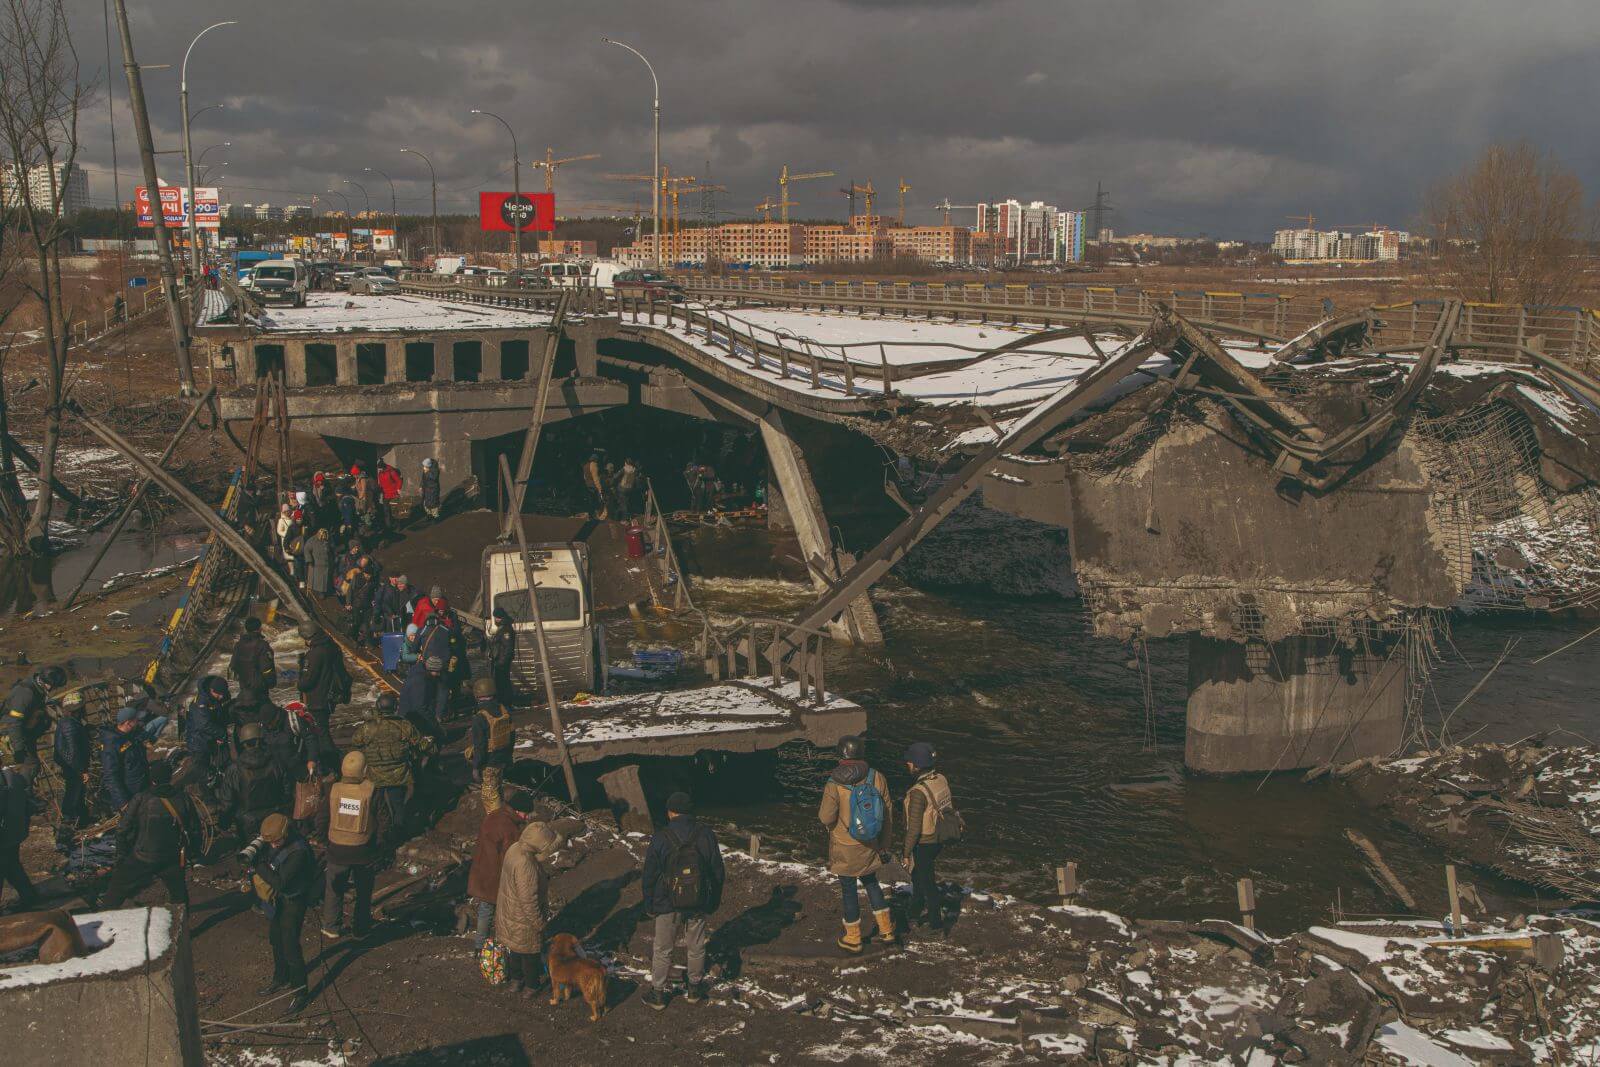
[0,906,203,1066]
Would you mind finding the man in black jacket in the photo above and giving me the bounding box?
[639,792,725,1010]
[185,676,233,778]
[101,759,200,907]
[217,723,291,840]
[487,608,516,706]
[297,622,349,761]
[3,665,65,772]
[251,813,318,1014]
[229,617,278,705]
[52,690,91,848]
[0,757,39,911]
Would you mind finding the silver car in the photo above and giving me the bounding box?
[348,268,399,294]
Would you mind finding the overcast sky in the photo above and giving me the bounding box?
[63,0,1600,239]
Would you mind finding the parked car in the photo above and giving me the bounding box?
[613,269,685,302]
[333,264,362,290]
[348,267,400,294]
[251,259,309,307]
[506,268,553,291]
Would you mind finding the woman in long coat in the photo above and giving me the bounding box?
[303,527,334,597]
[495,821,562,994]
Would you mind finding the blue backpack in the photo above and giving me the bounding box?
[846,775,886,843]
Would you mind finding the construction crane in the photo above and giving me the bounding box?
[531,147,601,196]
[1284,213,1317,230]
[897,178,912,225]
[839,179,856,220]
[756,195,797,222]
[934,198,980,227]
[607,168,678,259]
[778,164,835,223]
[662,172,702,266]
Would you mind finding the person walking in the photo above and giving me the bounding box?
[3,664,65,773]
[317,751,384,939]
[398,654,446,744]
[899,742,962,933]
[0,757,38,911]
[494,820,563,996]
[100,759,199,908]
[582,451,608,520]
[817,735,895,953]
[100,706,151,810]
[230,617,279,706]
[487,607,516,707]
[217,722,292,841]
[248,813,318,1014]
[468,678,515,813]
[640,792,725,1010]
[352,692,436,848]
[420,457,441,521]
[51,691,91,848]
[303,527,334,597]
[466,791,535,950]
[298,622,351,762]
[614,457,642,521]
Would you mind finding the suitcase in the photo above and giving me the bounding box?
[379,631,405,671]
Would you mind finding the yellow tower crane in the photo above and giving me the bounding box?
[897,178,912,225]
[935,198,980,226]
[531,147,601,197]
[756,195,797,222]
[778,164,835,223]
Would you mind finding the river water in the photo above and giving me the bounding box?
[650,525,1600,933]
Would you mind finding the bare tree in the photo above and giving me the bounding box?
[0,0,91,553]
[1424,141,1589,308]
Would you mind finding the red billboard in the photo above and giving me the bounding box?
[479,191,554,233]
[135,184,220,229]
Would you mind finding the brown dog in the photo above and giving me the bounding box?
[546,932,607,1021]
[0,909,88,965]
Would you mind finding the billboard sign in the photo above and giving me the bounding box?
[135,184,220,229]
[372,228,396,252]
[479,191,554,233]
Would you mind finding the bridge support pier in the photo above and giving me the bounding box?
[758,409,884,647]
[1184,634,1406,774]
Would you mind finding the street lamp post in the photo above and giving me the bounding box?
[181,20,236,281]
[343,179,371,261]
[400,147,439,257]
[470,108,523,270]
[602,38,660,269]
[364,166,398,261]
[196,162,226,184]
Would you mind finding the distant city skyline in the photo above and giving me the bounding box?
[62,0,1600,241]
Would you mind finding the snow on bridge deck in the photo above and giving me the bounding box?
[259,292,553,333]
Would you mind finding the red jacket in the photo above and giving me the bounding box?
[412,596,446,629]
[377,465,403,501]
[467,806,524,903]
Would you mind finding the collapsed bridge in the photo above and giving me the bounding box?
[198,282,1600,773]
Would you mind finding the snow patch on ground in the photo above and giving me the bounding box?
[0,907,171,989]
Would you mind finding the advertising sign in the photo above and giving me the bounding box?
[479,191,554,233]
[135,184,220,229]
[373,228,396,252]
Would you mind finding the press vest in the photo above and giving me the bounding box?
[479,706,513,752]
[327,779,376,847]
[908,773,954,838]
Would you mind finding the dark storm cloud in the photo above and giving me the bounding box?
[64,0,1600,238]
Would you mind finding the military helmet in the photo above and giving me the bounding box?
[472,678,496,700]
[237,722,265,746]
[375,692,398,712]
[35,665,67,689]
[837,735,866,761]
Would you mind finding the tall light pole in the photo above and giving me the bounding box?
[196,161,226,184]
[343,179,371,261]
[400,147,439,257]
[364,166,398,261]
[470,108,523,269]
[602,38,660,269]
[181,20,235,281]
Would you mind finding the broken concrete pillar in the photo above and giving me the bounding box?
[1185,635,1406,774]
[758,409,883,646]
[598,764,653,835]
[385,438,475,501]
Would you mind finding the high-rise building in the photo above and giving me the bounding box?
[1273,226,1408,262]
[976,199,1073,263]
[282,204,313,220]
[1053,211,1086,263]
[2,160,89,215]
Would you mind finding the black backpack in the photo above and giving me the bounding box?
[664,826,705,912]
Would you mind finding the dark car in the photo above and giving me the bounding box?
[507,268,552,291]
[613,269,684,302]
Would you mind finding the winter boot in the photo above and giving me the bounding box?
[836,919,863,954]
[873,908,897,945]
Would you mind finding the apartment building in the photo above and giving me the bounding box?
[977,199,1077,263]
[885,225,972,263]
[2,160,90,215]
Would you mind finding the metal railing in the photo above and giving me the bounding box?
[640,479,693,611]
[696,614,831,705]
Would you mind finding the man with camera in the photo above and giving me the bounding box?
[245,813,318,1014]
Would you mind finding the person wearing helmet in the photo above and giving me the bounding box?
[352,691,435,847]
[186,675,234,776]
[99,705,151,810]
[2,664,65,772]
[216,720,291,839]
[487,606,517,705]
[468,677,515,813]
[101,758,200,908]
[249,812,317,1015]
[818,734,896,954]
[317,750,383,939]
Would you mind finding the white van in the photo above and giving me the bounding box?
[251,259,309,307]
[480,542,601,699]
[539,261,589,288]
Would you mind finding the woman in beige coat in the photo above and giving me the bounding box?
[817,735,894,953]
[495,821,562,994]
